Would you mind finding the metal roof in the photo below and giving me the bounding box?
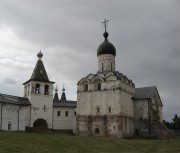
[53,87,76,107]
[0,93,31,106]
[97,31,116,56]
[23,54,55,85]
[53,100,77,108]
[134,86,156,99]
[30,59,49,82]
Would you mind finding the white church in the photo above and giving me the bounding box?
[0,24,174,138]
[0,51,77,133]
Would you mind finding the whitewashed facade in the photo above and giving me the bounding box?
[76,29,167,138]
[77,31,135,137]
[53,87,76,132]
[0,52,76,132]
[0,94,30,131]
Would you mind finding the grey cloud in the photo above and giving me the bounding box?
[0,0,179,121]
[4,78,16,85]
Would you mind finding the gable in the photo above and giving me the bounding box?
[134,86,156,99]
[134,86,163,106]
[151,89,163,106]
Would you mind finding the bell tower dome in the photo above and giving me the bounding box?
[97,19,116,72]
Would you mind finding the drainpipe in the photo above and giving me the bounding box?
[0,103,4,130]
[17,106,22,131]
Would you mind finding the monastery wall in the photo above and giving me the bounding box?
[53,107,76,131]
[0,103,27,131]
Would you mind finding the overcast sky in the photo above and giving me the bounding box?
[0,0,179,121]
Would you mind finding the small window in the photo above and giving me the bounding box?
[35,84,40,94]
[97,107,100,113]
[57,111,61,117]
[44,85,49,95]
[109,107,111,113]
[84,84,88,91]
[95,128,99,134]
[74,111,76,116]
[65,111,69,117]
[8,122,11,131]
[97,83,101,91]
[111,63,113,71]
[112,87,116,91]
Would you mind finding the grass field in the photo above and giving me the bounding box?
[0,132,180,153]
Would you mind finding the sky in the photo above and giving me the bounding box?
[0,0,179,121]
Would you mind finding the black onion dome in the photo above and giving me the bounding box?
[97,32,116,56]
[37,51,43,58]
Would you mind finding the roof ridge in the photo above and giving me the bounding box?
[0,93,24,99]
[135,86,156,89]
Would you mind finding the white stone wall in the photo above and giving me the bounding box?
[28,95,53,129]
[98,54,115,72]
[78,79,134,117]
[24,81,54,129]
[25,106,31,127]
[53,107,76,132]
[77,76,135,136]
[0,103,28,131]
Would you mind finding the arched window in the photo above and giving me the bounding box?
[95,128,100,134]
[96,106,100,113]
[57,111,61,117]
[44,85,49,95]
[109,107,111,113]
[97,83,101,91]
[84,84,88,91]
[8,122,11,131]
[35,84,40,94]
[102,63,104,71]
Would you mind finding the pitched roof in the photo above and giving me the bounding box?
[0,93,31,106]
[53,93,59,102]
[30,59,49,82]
[134,86,156,99]
[23,52,55,85]
[61,92,66,101]
[53,100,77,108]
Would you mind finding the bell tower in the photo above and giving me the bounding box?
[23,51,55,129]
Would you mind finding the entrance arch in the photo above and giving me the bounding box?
[33,119,48,129]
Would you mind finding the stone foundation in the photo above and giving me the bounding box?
[76,115,134,138]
